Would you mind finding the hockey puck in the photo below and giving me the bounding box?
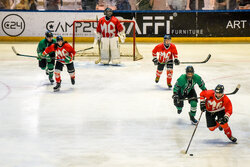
[189,154,193,156]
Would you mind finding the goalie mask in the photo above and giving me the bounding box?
[104,7,113,18]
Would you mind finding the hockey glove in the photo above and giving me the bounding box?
[152,58,159,66]
[46,54,52,63]
[65,56,71,64]
[37,52,43,61]
[218,115,229,124]
[172,92,179,100]
[174,59,180,65]
[200,100,206,112]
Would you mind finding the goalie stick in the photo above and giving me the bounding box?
[180,54,211,64]
[12,46,63,61]
[178,84,241,102]
[95,15,101,64]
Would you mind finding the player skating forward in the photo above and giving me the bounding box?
[200,84,237,142]
[152,35,180,88]
[96,7,126,65]
[173,66,206,124]
[37,31,56,84]
[43,36,76,92]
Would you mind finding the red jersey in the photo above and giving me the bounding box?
[152,43,178,63]
[200,90,232,118]
[43,42,75,64]
[96,16,124,38]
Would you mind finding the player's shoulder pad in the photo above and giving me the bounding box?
[39,38,46,44]
[223,94,231,101]
[178,74,186,81]
[193,73,201,80]
[170,43,176,48]
[52,38,57,43]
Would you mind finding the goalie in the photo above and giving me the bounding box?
[95,7,126,65]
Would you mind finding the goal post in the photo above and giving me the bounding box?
[72,19,143,61]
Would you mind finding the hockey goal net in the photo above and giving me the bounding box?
[72,19,143,61]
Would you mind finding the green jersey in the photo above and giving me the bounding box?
[37,38,56,55]
[173,74,206,96]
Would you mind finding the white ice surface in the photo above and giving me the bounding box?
[0,43,250,167]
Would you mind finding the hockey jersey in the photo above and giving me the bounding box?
[173,74,206,96]
[152,43,178,63]
[43,42,75,64]
[200,90,232,117]
[96,16,124,38]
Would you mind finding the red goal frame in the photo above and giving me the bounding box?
[72,20,136,61]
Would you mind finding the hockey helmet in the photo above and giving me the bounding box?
[104,7,113,18]
[45,31,53,38]
[215,84,224,94]
[164,35,171,40]
[186,66,194,74]
[56,35,64,42]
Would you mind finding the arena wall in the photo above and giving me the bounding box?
[0,10,249,43]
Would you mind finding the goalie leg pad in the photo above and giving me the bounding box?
[100,38,110,64]
[110,37,120,64]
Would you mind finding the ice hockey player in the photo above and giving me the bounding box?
[152,35,180,88]
[37,31,56,84]
[172,66,206,124]
[95,7,126,65]
[43,36,76,92]
[200,84,237,142]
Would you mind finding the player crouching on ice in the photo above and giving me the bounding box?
[200,84,237,142]
[152,35,180,88]
[43,36,76,92]
[37,31,56,84]
[95,7,126,65]
[172,66,206,125]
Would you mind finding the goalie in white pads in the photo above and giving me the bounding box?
[96,7,126,65]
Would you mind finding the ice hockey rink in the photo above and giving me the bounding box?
[0,42,250,167]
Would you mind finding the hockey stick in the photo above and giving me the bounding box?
[180,54,211,64]
[178,84,241,102]
[76,46,94,53]
[12,46,63,61]
[181,111,204,155]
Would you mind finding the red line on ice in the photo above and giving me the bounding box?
[0,81,11,101]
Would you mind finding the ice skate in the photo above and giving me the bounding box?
[49,75,54,84]
[228,136,237,143]
[71,77,75,85]
[53,81,61,92]
[177,109,182,114]
[155,76,160,83]
[189,112,198,125]
[167,83,172,89]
